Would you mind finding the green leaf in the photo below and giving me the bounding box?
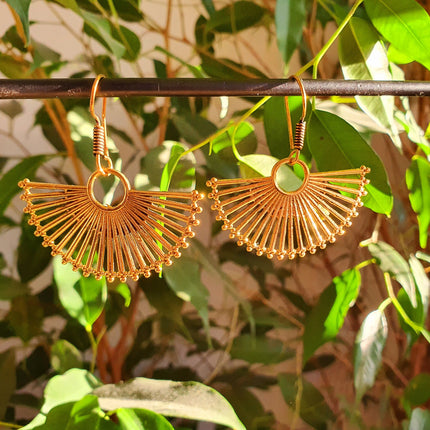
[116,408,174,430]
[0,349,16,420]
[263,96,308,159]
[51,339,83,374]
[163,257,210,337]
[53,256,107,329]
[0,52,30,78]
[239,153,303,192]
[275,0,306,64]
[278,373,335,429]
[407,408,430,430]
[402,373,430,415]
[0,274,28,300]
[5,0,31,45]
[231,334,294,364]
[303,268,361,363]
[406,156,430,248]
[0,154,52,216]
[201,0,215,16]
[8,295,44,342]
[18,215,52,282]
[307,109,393,214]
[339,17,400,147]
[367,241,417,307]
[93,377,246,430]
[206,1,265,33]
[365,0,430,71]
[82,11,126,59]
[410,255,430,315]
[145,141,196,192]
[354,309,387,402]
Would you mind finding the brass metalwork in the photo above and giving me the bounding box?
[207,76,370,259]
[19,75,203,282]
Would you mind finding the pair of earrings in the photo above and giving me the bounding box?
[19,76,370,283]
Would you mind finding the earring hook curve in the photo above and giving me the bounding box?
[89,74,106,126]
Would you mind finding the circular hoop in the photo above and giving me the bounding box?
[271,158,310,195]
[87,168,131,209]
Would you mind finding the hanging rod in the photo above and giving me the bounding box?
[0,78,430,99]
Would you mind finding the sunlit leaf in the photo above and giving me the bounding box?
[365,0,430,71]
[367,241,416,307]
[93,378,246,430]
[278,373,335,429]
[275,0,306,65]
[303,268,361,363]
[407,408,430,430]
[354,310,387,401]
[116,408,174,430]
[206,1,265,33]
[339,17,400,148]
[0,52,30,78]
[53,256,107,329]
[231,334,294,364]
[308,109,393,214]
[406,156,430,248]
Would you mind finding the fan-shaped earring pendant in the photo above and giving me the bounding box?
[19,169,203,282]
[207,158,370,260]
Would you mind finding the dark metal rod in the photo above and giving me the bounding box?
[0,78,430,99]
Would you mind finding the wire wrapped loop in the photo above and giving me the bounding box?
[93,124,106,157]
[294,120,306,151]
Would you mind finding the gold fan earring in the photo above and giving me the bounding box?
[207,76,370,260]
[19,75,203,282]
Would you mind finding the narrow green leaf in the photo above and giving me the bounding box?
[367,241,417,307]
[303,268,361,363]
[0,155,52,216]
[53,256,107,328]
[408,408,430,430]
[402,373,430,415]
[18,215,52,282]
[308,109,393,214]
[339,17,400,147]
[231,334,294,364]
[0,274,28,300]
[116,408,174,430]
[51,339,83,374]
[365,0,430,71]
[406,156,430,248]
[8,295,44,342]
[93,378,246,430]
[5,0,31,45]
[206,1,265,33]
[278,373,335,429]
[201,0,215,16]
[145,141,195,192]
[0,349,16,420]
[275,0,306,64]
[163,257,210,337]
[354,310,387,401]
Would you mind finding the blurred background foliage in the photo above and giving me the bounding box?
[0,0,430,428]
